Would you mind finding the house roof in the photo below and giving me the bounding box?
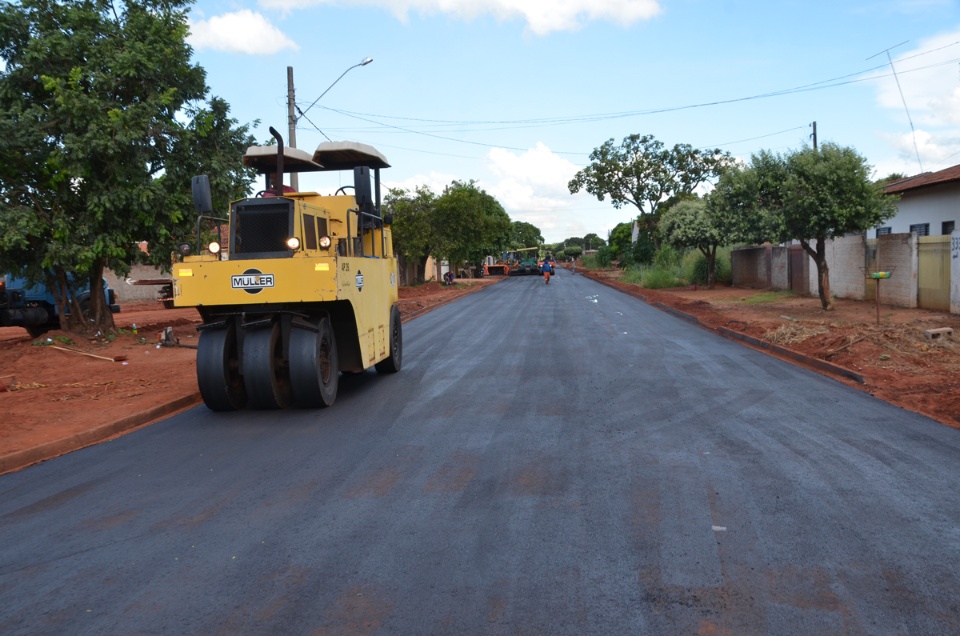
[885,163,960,194]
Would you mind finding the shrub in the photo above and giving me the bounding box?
[681,247,732,286]
[641,266,684,289]
[654,244,683,269]
[621,262,686,288]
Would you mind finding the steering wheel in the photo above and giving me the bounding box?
[335,186,354,196]
[255,190,267,198]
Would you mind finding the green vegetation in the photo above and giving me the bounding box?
[739,291,798,304]
[0,0,255,335]
[385,181,512,284]
[710,143,896,310]
[568,134,734,250]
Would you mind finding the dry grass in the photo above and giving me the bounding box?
[763,323,829,345]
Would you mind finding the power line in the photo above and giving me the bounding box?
[294,41,959,163]
[318,47,959,132]
[868,42,924,172]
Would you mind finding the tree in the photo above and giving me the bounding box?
[433,180,511,274]
[582,233,606,250]
[607,222,634,263]
[510,221,544,248]
[877,172,907,185]
[568,134,733,247]
[384,186,438,284]
[660,199,725,288]
[0,0,255,335]
[716,144,897,310]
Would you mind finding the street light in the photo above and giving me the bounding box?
[286,57,372,189]
[297,57,373,122]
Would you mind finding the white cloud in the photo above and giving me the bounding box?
[257,0,662,35]
[871,29,960,172]
[881,128,960,172]
[385,170,460,196]
[483,142,623,241]
[381,144,630,242]
[188,10,299,54]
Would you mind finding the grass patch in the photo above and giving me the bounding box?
[739,290,798,304]
[621,264,686,288]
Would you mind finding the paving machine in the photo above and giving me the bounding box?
[510,247,540,276]
[173,127,401,411]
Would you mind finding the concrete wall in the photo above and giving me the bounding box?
[104,264,169,303]
[806,234,866,301]
[876,233,918,308]
[731,233,927,310]
[733,244,804,291]
[771,246,789,290]
[731,246,768,288]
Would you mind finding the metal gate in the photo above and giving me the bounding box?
[918,235,951,311]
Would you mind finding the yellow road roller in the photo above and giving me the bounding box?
[173,127,401,410]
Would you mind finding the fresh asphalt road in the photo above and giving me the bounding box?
[2,269,960,635]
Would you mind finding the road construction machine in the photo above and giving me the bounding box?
[510,247,540,276]
[484,251,514,276]
[172,127,401,411]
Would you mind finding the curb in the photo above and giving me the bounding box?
[0,392,202,475]
[585,273,865,386]
[716,327,864,384]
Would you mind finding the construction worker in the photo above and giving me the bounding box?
[540,257,552,284]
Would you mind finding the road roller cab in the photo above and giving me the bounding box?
[173,127,402,411]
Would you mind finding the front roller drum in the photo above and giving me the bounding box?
[197,323,247,411]
[289,317,339,407]
[242,321,293,409]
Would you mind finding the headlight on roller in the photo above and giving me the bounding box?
[208,241,221,254]
[286,237,300,250]
[319,235,332,249]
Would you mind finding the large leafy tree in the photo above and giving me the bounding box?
[434,180,511,271]
[568,134,733,247]
[712,144,897,310]
[384,186,438,284]
[0,0,255,334]
[582,233,606,250]
[386,181,511,282]
[509,220,544,248]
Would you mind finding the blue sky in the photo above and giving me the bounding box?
[186,0,960,243]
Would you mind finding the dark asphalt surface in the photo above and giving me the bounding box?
[2,269,960,635]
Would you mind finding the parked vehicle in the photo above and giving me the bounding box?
[0,274,120,337]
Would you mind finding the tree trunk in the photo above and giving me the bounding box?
[702,245,717,290]
[88,260,116,335]
[800,239,833,310]
[414,256,429,284]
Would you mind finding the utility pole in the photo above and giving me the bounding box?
[286,66,298,191]
[811,121,817,150]
[286,58,372,192]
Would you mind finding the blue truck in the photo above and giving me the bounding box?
[0,274,120,337]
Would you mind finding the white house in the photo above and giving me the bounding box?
[881,164,959,237]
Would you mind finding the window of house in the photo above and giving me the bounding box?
[943,221,955,235]
[876,227,892,236]
[909,223,930,236]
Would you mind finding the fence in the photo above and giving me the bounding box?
[732,231,955,313]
